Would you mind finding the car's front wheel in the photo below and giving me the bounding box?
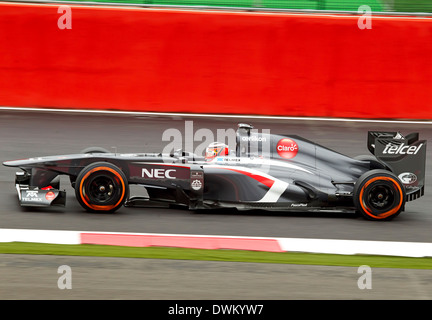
[353,169,405,221]
[75,162,129,213]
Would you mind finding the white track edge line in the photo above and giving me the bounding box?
[1,106,432,125]
[1,228,432,257]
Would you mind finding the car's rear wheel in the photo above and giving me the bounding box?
[353,169,405,221]
[75,162,128,213]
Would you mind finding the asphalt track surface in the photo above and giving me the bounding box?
[1,254,432,300]
[1,109,432,300]
[1,109,432,241]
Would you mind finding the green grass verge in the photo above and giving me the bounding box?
[1,242,432,269]
[71,0,384,11]
[383,0,432,12]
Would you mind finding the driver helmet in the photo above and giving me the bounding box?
[205,142,229,161]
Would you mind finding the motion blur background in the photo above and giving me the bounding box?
[0,0,432,300]
[0,0,431,119]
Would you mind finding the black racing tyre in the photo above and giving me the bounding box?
[75,162,129,213]
[353,169,405,221]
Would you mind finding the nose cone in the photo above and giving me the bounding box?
[3,159,30,167]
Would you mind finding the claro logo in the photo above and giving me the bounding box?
[277,138,299,159]
[142,168,176,179]
[382,143,424,155]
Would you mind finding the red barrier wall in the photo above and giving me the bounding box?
[0,3,432,118]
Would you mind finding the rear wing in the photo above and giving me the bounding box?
[368,131,426,201]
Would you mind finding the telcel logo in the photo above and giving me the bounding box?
[382,143,423,155]
[277,138,299,159]
[142,168,176,179]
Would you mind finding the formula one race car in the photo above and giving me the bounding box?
[3,124,427,220]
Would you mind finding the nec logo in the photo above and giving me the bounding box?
[382,143,424,155]
[142,168,176,179]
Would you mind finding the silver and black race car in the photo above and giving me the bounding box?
[3,124,427,220]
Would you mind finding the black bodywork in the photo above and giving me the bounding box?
[3,124,427,220]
